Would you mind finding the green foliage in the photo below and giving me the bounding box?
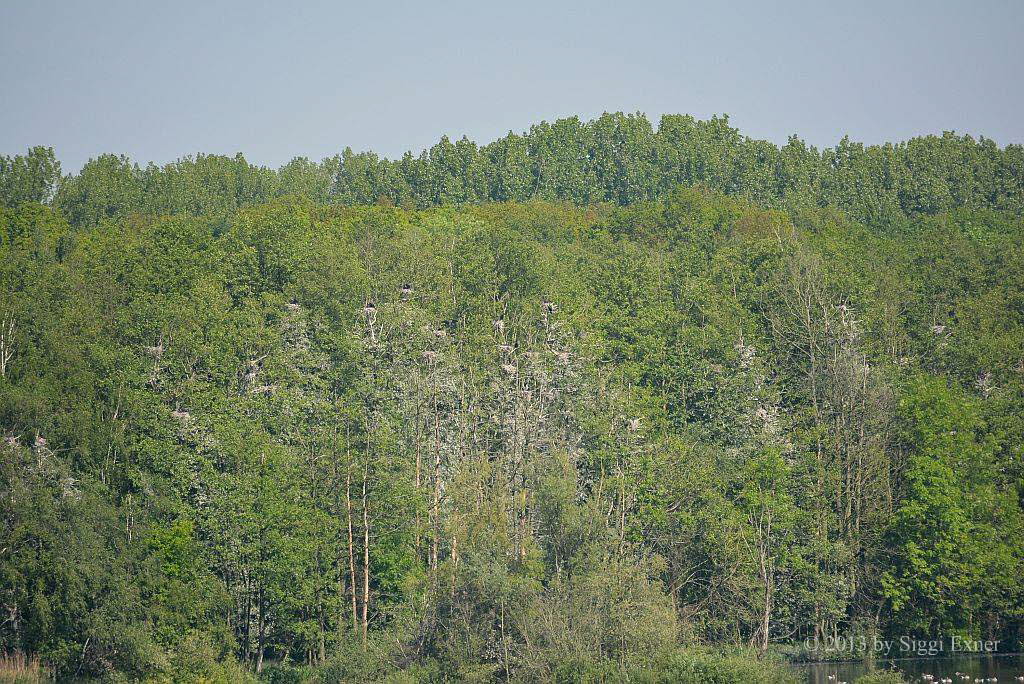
[0,147,61,207]
[2,145,1023,681]
[882,375,1024,634]
[54,153,144,226]
[854,670,908,684]
[635,648,798,684]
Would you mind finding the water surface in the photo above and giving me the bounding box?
[795,653,1024,684]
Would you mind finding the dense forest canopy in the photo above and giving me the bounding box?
[1,113,1023,682]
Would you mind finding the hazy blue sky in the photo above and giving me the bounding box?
[2,0,1022,173]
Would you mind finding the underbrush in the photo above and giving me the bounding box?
[0,653,51,684]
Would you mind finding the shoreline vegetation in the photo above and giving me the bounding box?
[1,113,1022,681]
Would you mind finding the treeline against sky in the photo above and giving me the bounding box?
[3,112,1023,227]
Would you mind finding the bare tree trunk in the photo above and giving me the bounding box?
[450,533,458,599]
[619,459,627,556]
[758,510,774,652]
[346,459,358,633]
[500,599,511,681]
[415,398,422,556]
[242,572,252,665]
[256,584,266,672]
[432,381,441,574]
[361,462,371,647]
[0,311,13,378]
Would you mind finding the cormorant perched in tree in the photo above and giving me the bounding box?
[363,301,377,315]
[400,283,412,300]
[543,300,558,314]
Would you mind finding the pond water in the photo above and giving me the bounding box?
[795,653,1024,684]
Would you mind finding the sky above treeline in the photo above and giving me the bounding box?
[2,0,1022,173]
